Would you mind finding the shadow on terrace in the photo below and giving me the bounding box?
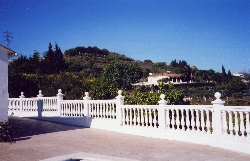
[8,116,84,142]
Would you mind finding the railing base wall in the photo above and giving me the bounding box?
[18,115,250,155]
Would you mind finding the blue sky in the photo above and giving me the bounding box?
[1,0,249,73]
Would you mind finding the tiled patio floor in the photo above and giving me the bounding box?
[1,116,250,161]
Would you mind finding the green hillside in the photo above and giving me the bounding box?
[64,46,166,78]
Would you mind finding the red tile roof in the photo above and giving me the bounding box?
[153,73,182,77]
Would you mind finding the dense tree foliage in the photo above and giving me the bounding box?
[8,43,249,105]
[90,61,143,99]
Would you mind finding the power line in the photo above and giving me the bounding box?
[3,30,13,47]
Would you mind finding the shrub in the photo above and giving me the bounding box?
[0,121,14,143]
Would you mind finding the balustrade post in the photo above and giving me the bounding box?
[37,90,44,118]
[19,92,25,116]
[83,92,91,116]
[57,89,64,116]
[158,94,167,129]
[211,92,225,138]
[116,90,125,126]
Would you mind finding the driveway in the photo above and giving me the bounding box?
[0,116,250,161]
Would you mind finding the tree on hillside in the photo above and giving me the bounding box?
[43,43,65,74]
[90,61,143,99]
[227,77,247,92]
[102,61,143,89]
[222,65,227,83]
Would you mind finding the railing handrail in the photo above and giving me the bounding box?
[87,99,117,103]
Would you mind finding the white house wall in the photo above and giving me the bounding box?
[0,47,9,122]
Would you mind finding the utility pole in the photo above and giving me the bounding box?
[3,30,13,47]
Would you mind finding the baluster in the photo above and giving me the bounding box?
[79,103,81,116]
[64,103,67,116]
[34,100,36,111]
[45,99,48,111]
[92,104,95,117]
[74,103,77,116]
[228,111,233,136]
[140,108,144,126]
[96,103,99,118]
[147,108,152,127]
[70,103,73,116]
[246,112,250,138]
[135,108,138,126]
[100,103,103,118]
[205,110,209,133]
[108,103,111,119]
[61,104,64,116]
[65,103,68,116]
[190,109,195,131]
[49,99,52,111]
[72,103,75,116]
[195,109,199,131]
[180,109,184,131]
[153,108,157,128]
[222,111,227,134]
[181,109,188,131]
[166,109,170,129]
[171,109,175,129]
[110,104,116,119]
[239,112,245,136]
[76,103,79,116]
[129,107,132,125]
[185,109,190,131]
[27,100,30,112]
[142,108,145,127]
[98,103,101,118]
[200,110,205,132]
[131,107,134,125]
[234,111,239,136]
[30,100,32,112]
[175,109,179,130]
[144,108,148,127]
[133,108,136,126]
[150,108,153,128]
[95,103,99,118]
[124,108,128,125]
[78,103,81,116]
[102,103,106,118]
[67,103,70,116]
[107,103,110,119]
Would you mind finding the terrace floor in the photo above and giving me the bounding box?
[1,116,250,161]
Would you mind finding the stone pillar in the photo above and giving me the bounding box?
[19,92,25,116]
[116,90,125,126]
[212,92,225,137]
[83,92,91,116]
[158,94,168,129]
[57,89,64,116]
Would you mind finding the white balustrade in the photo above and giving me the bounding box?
[60,100,85,117]
[220,107,250,138]
[7,90,250,155]
[88,100,117,119]
[121,105,158,128]
[163,105,213,133]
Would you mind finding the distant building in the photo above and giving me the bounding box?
[134,72,189,86]
[232,72,245,78]
[0,44,17,122]
[232,72,249,83]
